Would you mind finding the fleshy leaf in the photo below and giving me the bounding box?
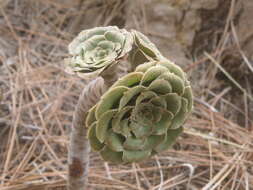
[149,96,167,109]
[96,86,128,119]
[119,86,145,109]
[100,146,123,164]
[141,66,168,86]
[82,27,114,41]
[105,31,125,45]
[123,136,146,150]
[96,110,117,143]
[170,98,188,129]
[98,40,115,50]
[155,127,183,152]
[112,106,132,134]
[135,91,157,105]
[105,129,124,152]
[133,30,162,60]
[120,119,132,138]
[153,110,173,135]
[163,93,181,115]
[135,61,156,73]
[148,79,172,94]
[183,86,193,112]
[160,61,185,80]
[86,35,106,47]
[122,149,151,163]
[143,134,166,150]
[120,30,134,56]
[159,72,185,95]
[112,72,143,88]
[130,122,153,138]
[87,122,104,151]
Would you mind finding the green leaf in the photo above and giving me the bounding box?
[119,86,145,109]
[155,127,183,152]
[112,106,132,134]
[135,91,157,105]
[85,35,106,48]
[170,98,188,129]
[159,61,185,80]
[120,119,132,138]
[112,72,143,88]
[69,27,108,54]
[122,149,151,163]
[87,122,104,151]
[133,30,161,59]
[123,136,145,150]
[163,93,181,115]
[135,61,156,73]
[148,79,172,94]
[105,129,124,152]
[149,96,167,109]
[153,110,173,135]
[84,27,113,41]
[96,110,117,143]
[141,66,168,86]
[130,122,153,138]
[158,72,185,95]
[183,86,193,112]
[105,30,125,45]
[119,29,134,56]
[96,86,128,119]
[143,134,166,150]
[97,40,115,50]
[79,39,97,53]
[100,146,123,164]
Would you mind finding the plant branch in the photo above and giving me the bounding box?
[68,77,107,190]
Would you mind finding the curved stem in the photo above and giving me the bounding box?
[68,61,129,190]
[68,77,107,190]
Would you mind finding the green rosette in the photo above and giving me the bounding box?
[65,26,133,79]
[86,60,193,164]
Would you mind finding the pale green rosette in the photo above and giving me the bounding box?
[86,60,193,164]
[65,26,133,79]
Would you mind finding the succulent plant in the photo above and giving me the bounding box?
[86,60,193,164]
[65,26,133,79]
[66,27,194,190]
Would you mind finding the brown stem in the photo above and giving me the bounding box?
[68,61,129,190]
[68,77,107,190]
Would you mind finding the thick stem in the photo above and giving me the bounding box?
[68,77,107,190]
[68,61,129,190]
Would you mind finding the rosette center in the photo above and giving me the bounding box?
[131,103,161,125]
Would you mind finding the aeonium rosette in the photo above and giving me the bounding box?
[65,26,133,79]
[86,60,193,164]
